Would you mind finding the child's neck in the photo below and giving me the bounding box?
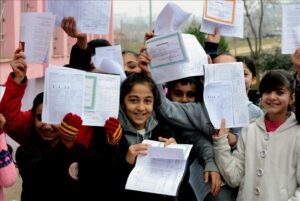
[266,113,288,122]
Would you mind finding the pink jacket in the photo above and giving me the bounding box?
[0,130,17,201]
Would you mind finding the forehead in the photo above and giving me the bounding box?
[127,83,153,97]
[213,55,236,63]
[173,82,196,91]
[123,53,138,62]
[35,104,43,114]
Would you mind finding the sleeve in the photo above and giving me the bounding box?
[288,140,300,201]
[213,129,246,188]
[295,78,300,124]
[0,134,17,187]
[157,84,213,136]
[0,74,32,144]
[190,132,219,172]
[204,41,219,57]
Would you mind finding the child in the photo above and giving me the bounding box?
[292,48,300,123]
[213,70,300,201]
[166,76,203,103]
[117,73,176,201]
[122,50,141,75]
[0,113,17,201]
[16,110,88,201]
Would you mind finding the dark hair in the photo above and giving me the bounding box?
[87,39,111,55]
[122,50,139,58]
[120,73,161,108]
[259,70,295,95]
[31,92,44,115]
[236,56,256,77]
[166,76,203,102]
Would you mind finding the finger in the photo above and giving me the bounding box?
[158,137,168,142]
[220,118,226,134]
[204,172,209,183]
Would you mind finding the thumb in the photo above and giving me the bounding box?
[204,172,209,183]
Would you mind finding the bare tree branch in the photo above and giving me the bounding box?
[258,0,264,54]
[243,0,258,56]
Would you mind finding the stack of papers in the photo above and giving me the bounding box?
[125,140,193,196]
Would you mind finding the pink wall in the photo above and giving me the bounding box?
[0,0,114,85]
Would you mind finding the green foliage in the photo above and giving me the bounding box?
[256,48,293,72]
[184,24,229,54]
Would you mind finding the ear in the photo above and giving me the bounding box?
[290,93,295,105]
[251,77,257,86]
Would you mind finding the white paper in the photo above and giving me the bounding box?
[46,0,111,34]
[148,33,207,84]
[20,12,55,64]
[154,2,191,35]
[203,62,249,128]
[94,59,127,83]
[42,65,120,126]
[95,45,124,69]
[0,86,5,101]
[146,32,189,69]
[281,4,300,54]
[200,0,244,38]
[125,139,193,196]
[203,0,236,26]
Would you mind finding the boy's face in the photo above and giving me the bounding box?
[123,83,154,130]
[261,87,295,121]
[34,104,59,141]
[243,64,256,94]
[123,53,141,74]
[169,83,197,103]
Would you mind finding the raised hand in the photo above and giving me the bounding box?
[214,118,229,137]
[138,48,152,77]
[61,16,87,49]
[104,117,122,145]
[58,112,83,148]
[207,28,221,44]
[0,113,6,130]
[11,48,27,84]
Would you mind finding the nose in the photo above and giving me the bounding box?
[136,103,146,111]
[181,95,188,103]
[268,91,277,99]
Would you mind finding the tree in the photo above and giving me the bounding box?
[184,24,229,54]
[243,0,264,60]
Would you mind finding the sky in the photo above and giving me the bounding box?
[113,0,204,29]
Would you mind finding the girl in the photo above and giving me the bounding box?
[213,70,300,201]
[117,73,176,201]
[0,114,17,201]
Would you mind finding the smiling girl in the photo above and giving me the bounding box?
[213,70,300,201]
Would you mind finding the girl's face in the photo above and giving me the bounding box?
[243,64,256,94]
[35,104,60,141]
[123,83,154,130]
[261,86,295,121]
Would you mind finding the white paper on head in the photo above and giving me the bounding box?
[96,59,126,83]
[154,2,191,35]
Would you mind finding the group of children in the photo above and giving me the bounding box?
[0,15,300,201]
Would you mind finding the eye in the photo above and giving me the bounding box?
[172,91,183,97]
[126,61,138,69]
[187,91,196,98]
[36,114,42,121]
[144,98,153,104]
[129,98,138,103]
